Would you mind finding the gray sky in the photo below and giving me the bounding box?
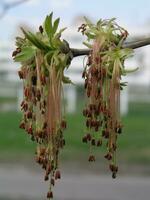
[0,0,150,40]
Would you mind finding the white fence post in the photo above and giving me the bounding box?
[120,86,129,116]
[65,86,76,113]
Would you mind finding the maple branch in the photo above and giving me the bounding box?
[71,37,150,57]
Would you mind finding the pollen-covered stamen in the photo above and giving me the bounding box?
[88,155,96,162]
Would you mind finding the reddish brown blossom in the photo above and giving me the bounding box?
[88,155,95,162]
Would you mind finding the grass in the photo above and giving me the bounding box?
[0,102,150,165]
[0,97,17,103]
[0,112,34,152]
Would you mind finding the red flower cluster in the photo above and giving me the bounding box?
[82,37,124,178]
[16,51,67,198]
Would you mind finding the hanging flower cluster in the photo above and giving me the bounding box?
[13,13,138,198]
[12,13,73,199]
[79,18,138,178]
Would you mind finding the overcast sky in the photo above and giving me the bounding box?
[0,0,150,41]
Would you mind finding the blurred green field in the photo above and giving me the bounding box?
[0,102,150,165]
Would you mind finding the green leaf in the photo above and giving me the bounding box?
[85,32,95,40]
[55,27,67,39]
[121,48,133,58]
[53,18,60,35]
[21,28,51,51]
[83,42,92,48]
[44,51,54,67]
[120,82,128,87]
[97,19,102,27]
[59,40,70,54]
[44,13,53,40]
[53,53,60,66]
[15,37,25,47]
[14,46,36,62]
[123,67,139,73]
[84,16,93,27]
[62,75,74,84]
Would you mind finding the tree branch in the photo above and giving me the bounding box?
[71,37,150,57]
[0,0,30,19]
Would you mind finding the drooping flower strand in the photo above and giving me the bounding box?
[17,51,67,197]
[80,18,134,178]
[13,14,72,199]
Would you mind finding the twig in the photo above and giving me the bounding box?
[71,37,150,57]
[0,0,30,19]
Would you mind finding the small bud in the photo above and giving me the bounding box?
[112,144,117,151]
[44,175,49,181]
[109,164,114,172]
[91,120,96,128]
[62,139,66,146]
[55,170,61,180]
[91,67,98,76]
[19,121,25,129]
[112,172,116,179]
[89,104,94,111]
[95,56,100,64]
[117,127,122,134]
[109,164,118,173]
[12,50,18,57]
[86,119,90,128]
[28,127,33,135]
[46,164,52,174]
[41,109,45,114]
[51,178,55,186]
[84,80,88,89]
[27,111,32,119]
[82,136,87,143]
[43,122,47,129]
[35,156,40,163]
[22,103,28,112]
[38,157,43,165]
[88,155,95,162]
[87,56,92,66]
[97,139,102,146]
[31,135,35,141]
[91,139,96,146]
[114,165,118,173]
[40,148,46,156]
[95,126,99,132]
[31,76,37,85]
[102,130,109,138]
[38,131,44,138]
[83,109,88,117]
[82,70,86,78]
[16,48,21,53]
[40,74,46,85]
[102,68,106,77]
[18,70,24,79]
[47,191,53,198]
[36,89,41,101]
[83,109,86,116]
[39,25,43,33]
[42,162,46,169]
[24,87,30,98]
[104,153,112,160]
[61,120,67,129]
[86,133,91,141]
[87,89,91,97]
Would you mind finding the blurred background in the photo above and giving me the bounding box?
[0,0,150,199]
